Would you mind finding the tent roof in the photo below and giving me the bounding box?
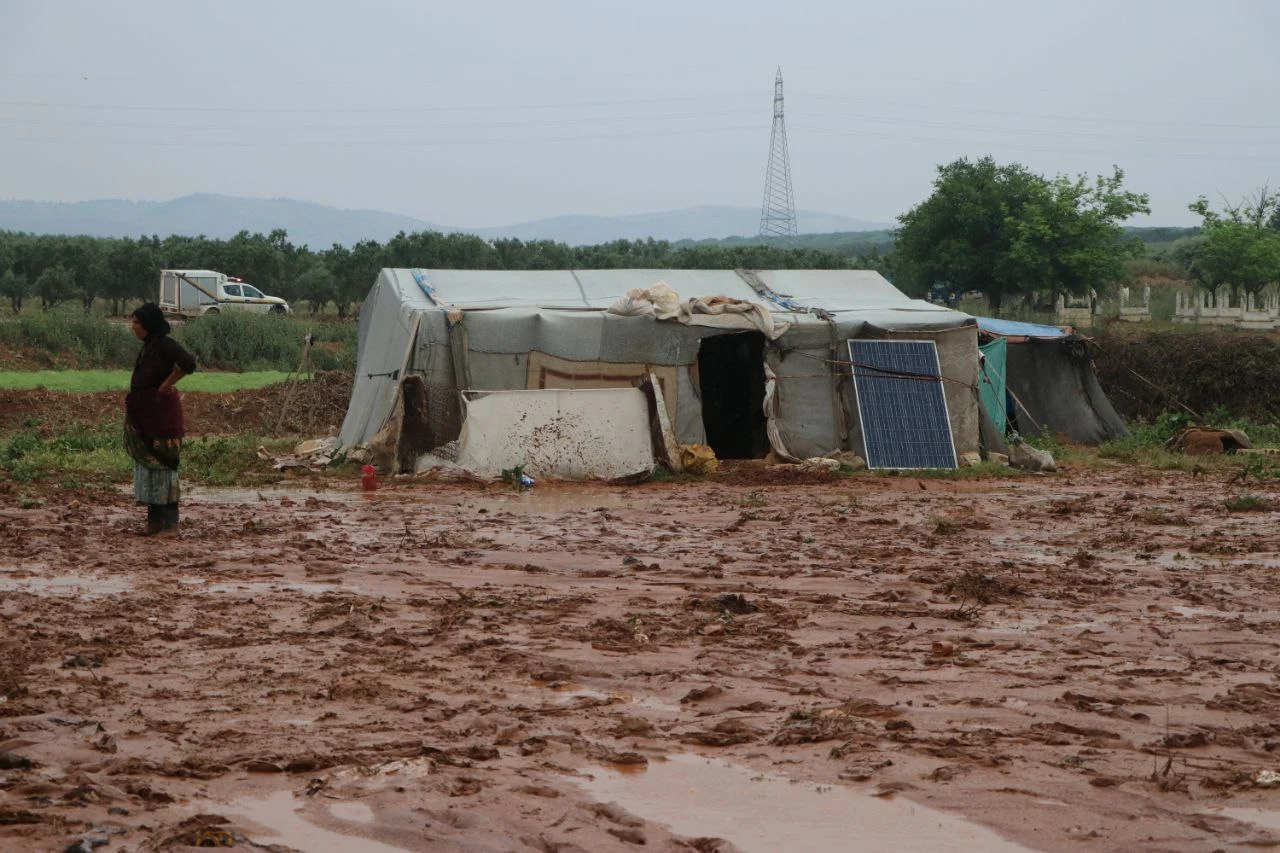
[975,316,1070,339]
[386,268,961,320]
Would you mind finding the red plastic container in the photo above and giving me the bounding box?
[361,464,377,492]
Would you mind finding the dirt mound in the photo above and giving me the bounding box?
[0,371,353,437]
[1093,327,1280,420]
[185,370,352,436]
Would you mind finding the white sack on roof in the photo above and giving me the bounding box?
[607,281,686,320]
[607,280,788,340]
[684,295,790,340]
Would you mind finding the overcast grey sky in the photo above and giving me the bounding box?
[2,0,1277,228]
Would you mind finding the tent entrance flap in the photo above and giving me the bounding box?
[697,332,768,460]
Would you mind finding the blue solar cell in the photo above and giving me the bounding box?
[848,340,957,469]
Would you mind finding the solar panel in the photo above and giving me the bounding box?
[848,340,957,470]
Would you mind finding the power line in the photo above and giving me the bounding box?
[0,107,762,134]
[792,110,1280,147]
[0,123,765,149]
[0,92,761,115]
[791,123,1280,163]
[795,91,1280,132]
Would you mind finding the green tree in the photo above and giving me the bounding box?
[0,269,31,314]
[35,265,76,311]
[896,157,1149,313]
[102,237,158,314]
[295,262,338,313]
[325,239,383,319]
[1186,189,1280,301]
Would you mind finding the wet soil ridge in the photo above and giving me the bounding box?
[1093,327,1280,420]
[0,370,352,436]
[2,472,1280,850]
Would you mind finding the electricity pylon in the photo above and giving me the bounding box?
[758,67,798,239]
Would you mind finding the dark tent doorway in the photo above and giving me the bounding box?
[697,332,769,459]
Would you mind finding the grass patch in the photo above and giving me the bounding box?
[915,461,1028,479]
[2,423,131,485]
[0,423,293,487]
[0,370,290,392]
[1099,411,1280,474]
[1224,493,1275,512]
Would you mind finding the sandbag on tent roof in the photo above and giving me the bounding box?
[975,317,1127,445]
[339,269,982,472]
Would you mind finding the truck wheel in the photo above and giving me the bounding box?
[205,307,220,315]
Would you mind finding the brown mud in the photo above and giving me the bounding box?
[2,466,1280,851]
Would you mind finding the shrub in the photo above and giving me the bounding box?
[0,309,137,367]
[174,312,357,372]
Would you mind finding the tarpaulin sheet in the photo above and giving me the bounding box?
[978,337,1008,434]
[975,317,1068,339]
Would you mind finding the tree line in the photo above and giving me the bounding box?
[0,230,863,317]
[2,156,1276,318]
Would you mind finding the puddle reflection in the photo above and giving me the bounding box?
[0,571,129,599]
[577,753,1036,853]
[216,790,408,853]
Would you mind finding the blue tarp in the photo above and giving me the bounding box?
[975,317,1068,339]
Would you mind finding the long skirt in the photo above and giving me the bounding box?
[125,417,181,505]
[134,462,180,505]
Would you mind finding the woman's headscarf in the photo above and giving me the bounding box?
[132,302,171,337]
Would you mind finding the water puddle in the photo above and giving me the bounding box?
[576,753,1035,853]
[1207,807,1280,833]
[329,800,375,823]
[629,694,684,714]
[179,577,350,596]
[0,571,130,599]
[1169,605,1223,619]
[530,681,682,713]
[182,487,360,506]
[984,617,1047,635]
[463,489,636,517]
[552,686,614,704]
[214,790,409,853]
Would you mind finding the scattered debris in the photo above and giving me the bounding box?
[1009,438,1056,472]
[680,444,719,475]
[1166,427,1252,455]
[1256,770,1280,788]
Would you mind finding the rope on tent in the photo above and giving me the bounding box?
[1006,387,1043,436]
[781,349,979,391]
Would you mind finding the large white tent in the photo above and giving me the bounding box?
[338,268,981,470]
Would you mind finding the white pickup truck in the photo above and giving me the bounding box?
[159,269,291,318]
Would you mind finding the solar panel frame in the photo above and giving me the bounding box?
[848,339,958,470]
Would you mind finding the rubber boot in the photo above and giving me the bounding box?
[162,502,180,533]
[144,504,163,536]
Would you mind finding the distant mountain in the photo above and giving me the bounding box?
[0,195,438,249]
[467,206,891,244]
[0,195,892,247]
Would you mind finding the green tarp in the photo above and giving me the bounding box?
[979,337,1007,434]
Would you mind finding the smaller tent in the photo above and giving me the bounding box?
[975,318,1128,445]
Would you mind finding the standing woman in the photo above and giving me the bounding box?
[125,303,197,535]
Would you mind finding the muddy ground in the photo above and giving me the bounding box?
[2,464,1280,853]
